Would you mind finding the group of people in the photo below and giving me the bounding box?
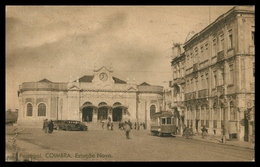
[133,122,146,130]
[182,124,208,139]
[43,119,54,133]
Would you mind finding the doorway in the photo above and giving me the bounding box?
[113,108,122,122]
[82,107,93,122]
[98,108,108,120]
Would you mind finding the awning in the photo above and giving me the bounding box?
[80,104,98,111]
[97,105,113,109]
[113,105,128,109]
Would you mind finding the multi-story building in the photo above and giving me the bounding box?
[17,66,164,129]
[169,6,254,142]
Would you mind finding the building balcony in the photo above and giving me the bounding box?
[170,78,185,87]
[216,85,224,94]
[185,91,197,101]
[198,89,209,98]
[193,63,198,72]
[217,50,224,62]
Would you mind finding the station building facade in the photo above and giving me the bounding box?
[168,6,254,142]
[17,66,163,128]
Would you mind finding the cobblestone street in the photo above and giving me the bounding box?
[6,126,254,161]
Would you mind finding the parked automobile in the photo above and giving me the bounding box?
[53,120,88,131]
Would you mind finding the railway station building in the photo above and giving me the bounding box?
[17,66,164,129]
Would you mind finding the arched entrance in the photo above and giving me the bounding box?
[98,102,112,120]
[112,102,127,122]
[80,102,96,122]
[82,107,93,122]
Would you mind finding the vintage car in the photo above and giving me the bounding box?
[53,120,88,131]
[150,111,177,137]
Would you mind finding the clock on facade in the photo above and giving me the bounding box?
[99,73,108,81]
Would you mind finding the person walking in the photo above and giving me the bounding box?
[143,122,145,130]
[221,125,224,143]
[201,125,207,139]
[185,125,190,139]
[48,120,54,133]
[134,122,136,130]
[140,122,143,130]
[43,119,49,133]
[124,121,131,139]
[110,121,113,131]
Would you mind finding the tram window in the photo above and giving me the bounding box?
[162,118,166,125]
[167,118,171,124]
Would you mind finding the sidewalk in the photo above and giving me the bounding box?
[176,133,255,150]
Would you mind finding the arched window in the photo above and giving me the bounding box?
[27,103,33,116]
[196,105,200,120]
[38,103,46,116]
[230,101,236,121]
[213,103,217,128]
[150,105,156,119]
[83,102,92,105]
[206,104,210,127]
[113,102,122,106]
[98,102,107,106]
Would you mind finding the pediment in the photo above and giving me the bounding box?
[127,87,137,92]
[93,66,112,73]
[68,85,80,91]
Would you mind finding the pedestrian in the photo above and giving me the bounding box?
[201,125,207,139]
[143,122,145,130]
[190,125,193,136]
[101,119,105,129]
[119,122,121,129]
[124,121,131,139]
[107,121,110,130]
[185,125,190,139]
[134,122,136,130]
[183,124,186,137]
[140,122,143,130]
[137,122,139,131]
[110,121,113,131]
[221,125,224,143]
[43,119,49,133]
[48,120,54,133]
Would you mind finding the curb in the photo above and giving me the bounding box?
[175,134,255,150]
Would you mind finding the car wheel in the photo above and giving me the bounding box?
[83,127,88,131]
[151,131,156,136]
[66,126,71,131]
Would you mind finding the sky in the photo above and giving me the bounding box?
[6,5,234,110]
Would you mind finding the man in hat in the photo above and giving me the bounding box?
[201,125,207,139]
[124,121,131,139]
[43,119,49,133]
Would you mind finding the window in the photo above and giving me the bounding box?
[201,75,204,89]
[213,103,217,128]
[150,105,156,119]
[186,80,189,93]
[228,29,233,49]
[205,73,209,89]
[220,69,224,85]
[251,26,255,45]
[229,64,234,84]
[190,53,193,66]
[167,117,171,124]
[27,103,33,116]
[206,105,210,128]
[219,33,224,51]
[38,103,46,116]
[230,101,236,121]
[212,39,217,56]
[253,62,255,77]
[213,71,217,87]
[162,118,166,125]
[191,79,193,92]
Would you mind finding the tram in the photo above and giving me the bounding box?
[150,111,177,137]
